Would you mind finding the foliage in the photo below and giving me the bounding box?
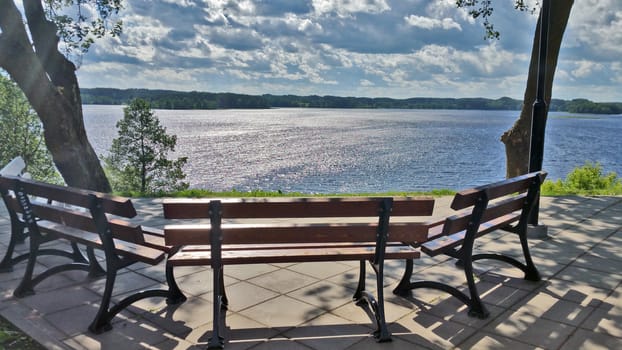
[541,162,622,195]
[456,0,538,39]
[44,0,123,57]
[0,75,60,182]
[103,98,188,195]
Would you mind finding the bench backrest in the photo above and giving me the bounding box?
[0,175,145,244]
[442,171,547,236]
[163,196,434,245]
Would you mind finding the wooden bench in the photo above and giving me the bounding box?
[162,196,434,348]
[393,171,547,318]
[0,175,187,333]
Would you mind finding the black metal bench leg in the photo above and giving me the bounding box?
[209,266,225,349]
[219,268,228,308]
[86,246,106,277]
[13,233,41,297]
[371,262,391,342]
[88,265,118,333]
[462,255,489,319]
[393,258,414,297]
[165,262,187,304]
[519,231,540,281]
[353,260,367,303]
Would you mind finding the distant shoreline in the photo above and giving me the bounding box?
[81,88,622,115]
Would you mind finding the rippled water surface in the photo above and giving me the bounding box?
[84,105,622,193]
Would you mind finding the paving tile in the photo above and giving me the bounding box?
[573,253,622,275]
[284,313,373,350]
[202,280,279,312]
[330,299,381,326]
[561,328,622,350]
[540,278,611,307]
[248,338,314,350]
[184,312,280,349]
[580,287,622,338]
[392,311,477,349]
[140,295,213,335]
[555,265,621,291]
[20,285,100,314]
[346,335,433,350]
[286,261,353,280]
[64,317,176,350]
[483,307,575,349]
[222,263,280,281]
[287,279,355,311]
[418,296,504,329]
[238,295,325,328]
[86,270,163,297]
[589,232,622,262]
[247,268,319,294]
[172,268,238,297]
[457,330,542,350]
[44,302,107,337]
[510,290,595,327]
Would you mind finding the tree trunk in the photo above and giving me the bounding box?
[501,0,574,178]
[0,0,111,191]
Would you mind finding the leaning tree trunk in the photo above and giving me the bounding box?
[0,0,111,192]
[501,0,574,178]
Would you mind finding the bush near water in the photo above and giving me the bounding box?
[541,162,622,195]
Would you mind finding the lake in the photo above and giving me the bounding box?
[84,105,622,193]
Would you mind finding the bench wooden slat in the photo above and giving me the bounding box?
[164,221,429,247]
[37,220,165,264]
[12,177,136,217]
[450,171,545,210]
[169,244,420,266]
[163,197,434,219]
[29,201,146,244]
[442,193,527,236]
[421,212,521,256]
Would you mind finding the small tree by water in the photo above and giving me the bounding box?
[104,98,188,194]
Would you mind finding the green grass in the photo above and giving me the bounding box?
[118,187,457,198]
[115,163,622,198]
[0,315,45,350]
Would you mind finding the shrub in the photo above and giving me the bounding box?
[541,162,622,195]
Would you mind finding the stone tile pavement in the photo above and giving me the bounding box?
[1,196,621,349]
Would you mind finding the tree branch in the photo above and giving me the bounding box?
[22,0,81,107]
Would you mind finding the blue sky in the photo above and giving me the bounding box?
[76,0,622,102]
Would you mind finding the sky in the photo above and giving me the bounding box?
[75,0,622,102]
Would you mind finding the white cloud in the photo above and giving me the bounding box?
[404,15,461,31]
[74,0,622,102]
[571,60,604,79]
[311,0,390,16]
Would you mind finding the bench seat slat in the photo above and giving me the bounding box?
[165,222,429,246]
[169,244,420,266]
[37,220,165,264]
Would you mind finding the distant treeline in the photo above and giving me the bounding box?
[81,88,622,114]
